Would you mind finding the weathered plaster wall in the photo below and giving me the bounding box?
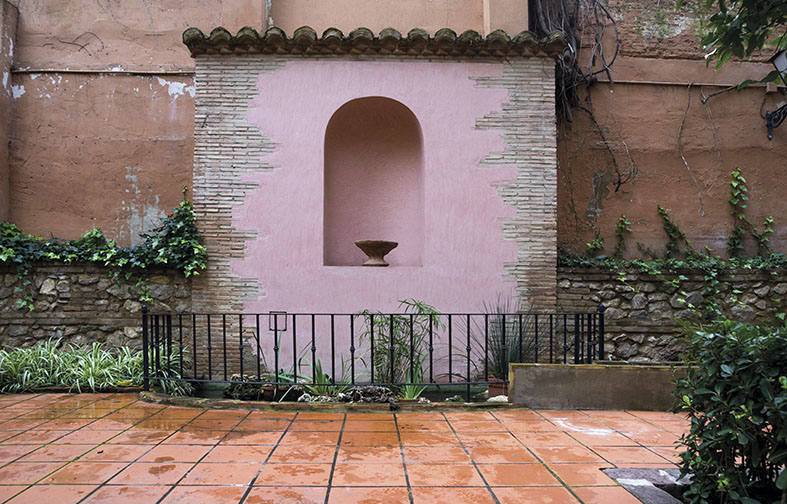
[0,0,16,222]
[269,0,527,37]
[558,0,787,257]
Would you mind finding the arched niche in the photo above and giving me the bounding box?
[324,97,424,266]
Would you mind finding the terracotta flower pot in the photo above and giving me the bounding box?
[354,240,398,267]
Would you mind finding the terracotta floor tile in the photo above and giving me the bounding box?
[443,412,495,422]
[395,420,452,432]
[568,432,639,447]
[267,445,336,464]
[514,432,582,447]
[42,461,127,484]
[289,420,343,431]
[498,419,560,432]
[455,432,522,449]
[327,486,409,504]
[294,412,345,421]
[341,431,400,447]
[202,444,273,463]
[53,428,123,444]
[467,446,537,464]
[346,413,395,421]
[407,463,485,486]
[235,418,291,431]
[0,486,26,502]
[180,461,260,485]
[477,464,561,486]
[493,486,580,503]
[245,410,297,421]
[0,419,46,431]
[161,485,247,503]
[36,419,93,430]
[599,420,659,434]
[399,432,459,446]
[138,444,212,463]
[197,409,247,421]
[60,409,116,419]
[627,411,686,422]
[594,446,672,465]
[134,419,191,431]
[449,420,508,432]
[547,464,616,486]
[150,407,203,420]
[491,410,545,421]
[162,428,226,445]
[4,430,70,444]
[0,462,65,484]
[343,420,397,432]
[0,445,38,462]
[649,446,684,464]
[536,410,592,420]
[628,430,680,446]
[108,462,193,485]
[395,412,446,421]
[403,445,472,464]
[86,419,136,431]
[221,430,283,445]
[280,431,340,446]
[331,463,407,486]
[187,418,243,431]
[337,445,402,464]
[80,443,151,462]
[530,446,606,464]
[571,485,642,503]
[254,463,333,486]
[245,486,327,504]
[82,485,172,503]
[412,487,496,504]
[6,484,97,504]
[18,444,90,462]
[109,429,173,444]
[656,421,692,435]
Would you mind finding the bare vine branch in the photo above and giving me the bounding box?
[677,83,705,216]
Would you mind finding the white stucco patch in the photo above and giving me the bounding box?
[2,72,7,89]
[11,84,24,98]
[155,77,195,98]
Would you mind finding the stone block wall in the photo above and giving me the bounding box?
[557,267,787,362]
[0,265,190,349]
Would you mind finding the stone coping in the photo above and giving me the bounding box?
[139,391,514,412]
[182,25,566,58]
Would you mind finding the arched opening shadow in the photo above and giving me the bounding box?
[324,97,424,266]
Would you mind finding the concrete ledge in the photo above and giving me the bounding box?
[509,362,686,410]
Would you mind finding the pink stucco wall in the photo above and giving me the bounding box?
[236,59,517,322]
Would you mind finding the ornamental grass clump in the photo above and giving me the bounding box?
[0,339,193,396]
[676,318,786,504]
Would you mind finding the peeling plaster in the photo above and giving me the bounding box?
[29,73,39,80]
[11,84,24,98]
[2,72,7,89]
[155,76,195,98]
[115,166,165,246]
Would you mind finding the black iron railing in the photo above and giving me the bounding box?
[142,306,606,400]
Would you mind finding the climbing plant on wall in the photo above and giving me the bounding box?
[0,192,207,310]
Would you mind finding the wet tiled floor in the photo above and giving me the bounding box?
[0,393,689,503]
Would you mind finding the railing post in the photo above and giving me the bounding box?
[597,304,606,361]
[573,313,580,364]
[141,305,149,391]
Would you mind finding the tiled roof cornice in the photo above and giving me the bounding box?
[182,26,567,59]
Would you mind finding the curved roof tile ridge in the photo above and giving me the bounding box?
[182,26,566,58]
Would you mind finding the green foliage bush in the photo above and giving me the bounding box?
[676,319,787,504]
[0,340,193,396]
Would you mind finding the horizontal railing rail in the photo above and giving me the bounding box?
[141,305,606,402]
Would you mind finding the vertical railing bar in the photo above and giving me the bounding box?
[563,314,568,364]
[238,315,244,379]
[370,314,375,384]
[153,315,160,377]
[466,314,471,402]
[350,315,355,385]
[428,314,434,383]
[501,314,506,382]
[141,306,149,391]
[448,315,453,384]
[597,304,606,361]
[484,314,488,381]
[292,314,298,384]
[166,314,172,376]
[409,314,414,385]
[221,314,227,381]
[178,314,183,377]
[192,313,197,380]
[255,314,261,381]
[389,314,394,385]
[549,314,554,364]
[207,314,212,381]
[534,314,539,364]
[311,314,317,385]
[587,313,593,364]
[331,314,336,385]
[274,314,279,385]
[573,313,580,364]
[518,313,523,363]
